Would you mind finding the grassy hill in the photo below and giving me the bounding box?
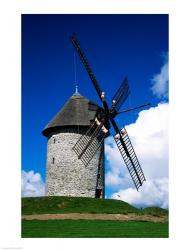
[22,196,168,216]
[21,196,168,238]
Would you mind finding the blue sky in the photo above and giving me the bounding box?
[22,14,168,204]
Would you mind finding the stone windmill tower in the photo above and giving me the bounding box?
[42,90,105,198]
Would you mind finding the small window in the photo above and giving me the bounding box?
[97,173,101,179]
[53,138,56,143]
[52,157,55,164]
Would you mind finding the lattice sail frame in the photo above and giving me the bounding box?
[112,78,130,113]
[73,118,108,166]
[114,127,146,190]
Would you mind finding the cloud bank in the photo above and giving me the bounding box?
[21,170,45,197]
[151,53,168,99]
[105,102,169,208]
[112,178,168,209]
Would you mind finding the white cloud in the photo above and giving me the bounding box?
[105,102,169,208]
[112,178,168,209]
[151,53,168,99]
[21,170,45,197]
[126,103,169,180]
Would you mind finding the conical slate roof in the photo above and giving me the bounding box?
[42,93,100,137]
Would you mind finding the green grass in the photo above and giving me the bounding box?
[22,196,139,215]
[22,197,169,238]
[142,207,168,216]
[22,219,168,238]
[22,196,168,216]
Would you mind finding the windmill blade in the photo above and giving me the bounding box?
[116,103,151,115]
[114,126,146,190]
[112,77,130,112]
[71,34,103,101]
[73,118,108,166]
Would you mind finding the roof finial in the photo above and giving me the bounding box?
[73,83,81,96]
[75,84,78,94]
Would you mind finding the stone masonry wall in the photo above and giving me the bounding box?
[45,128,104,198]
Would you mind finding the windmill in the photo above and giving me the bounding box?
[71,34,150,191]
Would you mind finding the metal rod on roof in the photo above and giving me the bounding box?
[74,50,78,93]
